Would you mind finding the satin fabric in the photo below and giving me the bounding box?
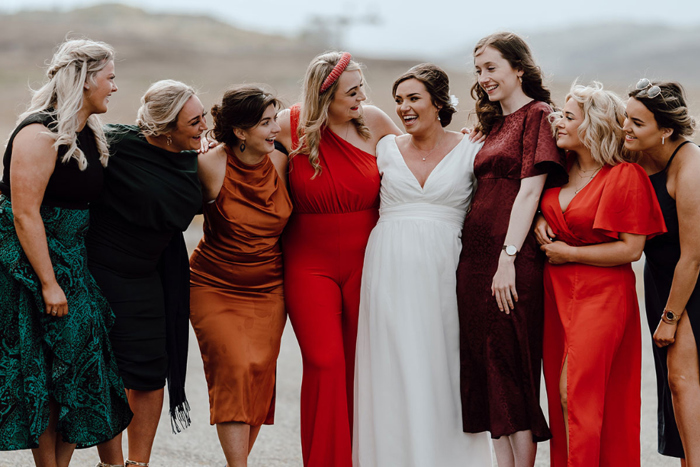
[190,148,291,425]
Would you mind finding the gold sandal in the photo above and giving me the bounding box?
[96,463,124,467]
[125,461,149,467]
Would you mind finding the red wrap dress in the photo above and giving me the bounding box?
[540,162,665,466]
[283,105,380,467]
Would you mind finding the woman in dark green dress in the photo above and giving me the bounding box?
[88,80,205,467]
[0,39,132,466]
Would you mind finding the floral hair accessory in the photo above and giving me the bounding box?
[449,94,459,108]
[320,52,352,94]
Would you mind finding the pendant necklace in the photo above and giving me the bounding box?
[410,134,443,161]
[574,163,603,194]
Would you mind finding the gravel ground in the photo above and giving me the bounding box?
[0,234,681,467]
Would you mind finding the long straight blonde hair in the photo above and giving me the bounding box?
[292,51,371,178]
[19,38,114,170]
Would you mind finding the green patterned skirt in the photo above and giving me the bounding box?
[0,195,132,450]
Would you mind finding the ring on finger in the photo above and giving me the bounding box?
[51,310,57,315]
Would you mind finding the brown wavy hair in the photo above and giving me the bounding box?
[470,32,553,135]
[209,84,282,149]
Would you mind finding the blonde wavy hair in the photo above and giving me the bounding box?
[550,81,631,165]
[19,38,114,170]
[136,80,197,137]
[292,51,371,178]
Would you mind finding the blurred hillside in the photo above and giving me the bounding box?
[0,4,698,148]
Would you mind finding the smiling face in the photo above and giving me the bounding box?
[394,78,441,135]
[623,97,669,152]
[474,46,523,104]
[83,60,117,115]
[236,103,280,157]
[328,70,366,123]
[169,96,208,152]
[555,98,586,153]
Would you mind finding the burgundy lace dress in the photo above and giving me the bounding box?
[456,100,565,441]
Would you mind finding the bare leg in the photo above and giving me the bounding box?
[493,431,536,467]
[31,399,76,467]
[559,355,570,453]
[96,432,125,465]
[509,430,537,467]
[248,425,261,454]
[125,388,164,464]
[217,422,254,467]
[668,313,700,467]
[493,436,515,467]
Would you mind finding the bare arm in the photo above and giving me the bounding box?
[269,149,289,191]
[10,124,68,317]
[197,145,227,203]
[276,109,293,153]
[493,173,547,313]
[363,105,402,147]
[654,151,700,346]
[540,233,646,267]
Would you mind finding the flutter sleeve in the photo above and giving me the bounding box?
[593,162,666,240]
[520,101,567,186]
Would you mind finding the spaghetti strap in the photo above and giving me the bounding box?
[664,140,693,171]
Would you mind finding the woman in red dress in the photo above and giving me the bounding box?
[276,52,400,466]
[456,32,565,467]
[535,82,666,466]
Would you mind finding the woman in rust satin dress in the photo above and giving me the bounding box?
[276,52,400,467]
[536,82,665,466]
[189,86,291,466]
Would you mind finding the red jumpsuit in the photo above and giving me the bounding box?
[541,162,665,466]
[283,105,380,466]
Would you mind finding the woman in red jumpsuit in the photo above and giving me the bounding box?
[535,82,666,466]
[276,52,401,466]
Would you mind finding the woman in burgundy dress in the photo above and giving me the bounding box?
[456,32,565,467]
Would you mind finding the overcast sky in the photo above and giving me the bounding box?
[2,0,699,58]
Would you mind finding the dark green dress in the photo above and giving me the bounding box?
[0,113,132,450]
[86,124,201,431]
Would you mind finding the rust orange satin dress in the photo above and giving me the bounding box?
[189,148,292,426]
[541,162,665,466]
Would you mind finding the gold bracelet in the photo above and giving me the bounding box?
[662,308,682,325]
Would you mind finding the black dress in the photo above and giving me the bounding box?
[644,140,699,458]
[0,113,132,450]
[85,124,201,428]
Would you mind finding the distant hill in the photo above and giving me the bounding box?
[444,22,700,93]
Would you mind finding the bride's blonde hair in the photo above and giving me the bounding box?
[292,51,371,178]
[19,38,114,169]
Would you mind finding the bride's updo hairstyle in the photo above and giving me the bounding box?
[392,63,456,128]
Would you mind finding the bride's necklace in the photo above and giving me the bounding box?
[410,134,443,162]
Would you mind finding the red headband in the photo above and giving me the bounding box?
[320,52,352,94]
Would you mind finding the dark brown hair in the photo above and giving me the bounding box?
[471,32,553,135]
[209,85,283,148]
[392,63,456,127]
[628,81,696,141]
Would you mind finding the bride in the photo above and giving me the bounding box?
[353,63,492,466]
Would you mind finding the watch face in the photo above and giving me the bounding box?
[506,245,517,256]
[666,311,676,321]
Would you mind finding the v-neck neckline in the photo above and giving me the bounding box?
[558,164,609,213]
[393,135,467,190]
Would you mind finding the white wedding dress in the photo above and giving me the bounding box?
[353,134,492,467]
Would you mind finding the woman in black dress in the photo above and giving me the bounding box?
[89,80,205,467]
[624,80,700,464]
[0,39,131,466]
